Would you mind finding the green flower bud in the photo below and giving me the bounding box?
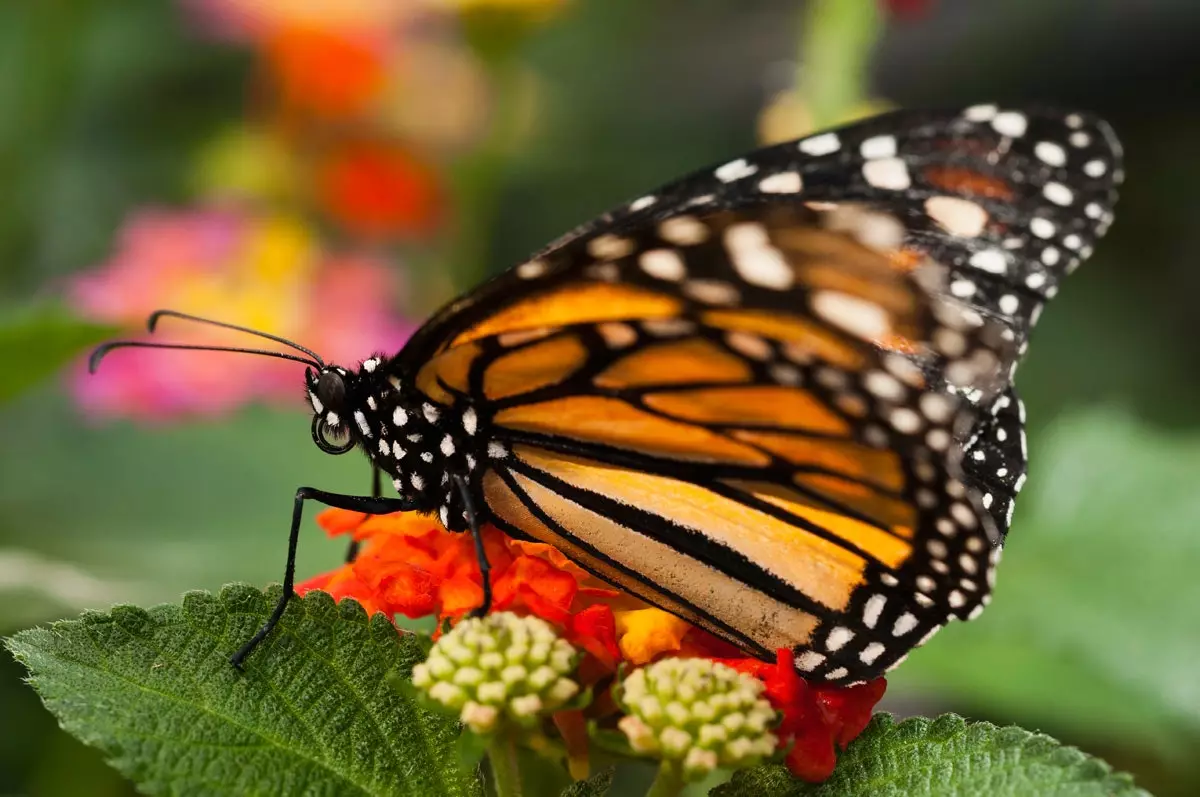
[616,658,778,781]
[411,612,581,734]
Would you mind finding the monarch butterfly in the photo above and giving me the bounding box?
[91,105,1121,684]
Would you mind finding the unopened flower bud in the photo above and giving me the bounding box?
[616,658,778,781]
[411,612,582,734]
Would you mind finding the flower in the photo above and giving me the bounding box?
[301,509,887,781]
[721,650,887,782]
[263,24,390,119]
[69,207,414,419]
[617,658,778,781]
[315,141,443,239]
[412,612,582,733]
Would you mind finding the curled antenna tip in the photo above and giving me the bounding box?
[146,309,170,333]
[88,343,114,374]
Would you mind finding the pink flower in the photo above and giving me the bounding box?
[69,207,414,420]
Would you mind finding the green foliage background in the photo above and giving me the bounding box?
[1,0,1198,794]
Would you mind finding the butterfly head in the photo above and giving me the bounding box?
[306,357,391,455]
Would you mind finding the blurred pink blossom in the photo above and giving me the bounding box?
[69,207,414,420]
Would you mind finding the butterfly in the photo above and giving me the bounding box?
[91,104,1121,683]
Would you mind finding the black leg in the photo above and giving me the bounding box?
[344,467,382,563]
[230,486,413,671]
[453,474,493,618]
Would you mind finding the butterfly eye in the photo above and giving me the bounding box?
[310,414,355,455]
[316,370,347,412]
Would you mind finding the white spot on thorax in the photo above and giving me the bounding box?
[462,407,478,436]
[393,406,408,427]
[423,403,440,423]
[309,391,324,413]
[326,411,340,427]
[362,357,379,373]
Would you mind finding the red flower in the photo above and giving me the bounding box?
[316,141,443,239]
[299,510,886,781]
[722,649,887,782]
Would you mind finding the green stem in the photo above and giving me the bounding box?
[645,762,685,797]
[799,0,883,128]
[487,733,523,797]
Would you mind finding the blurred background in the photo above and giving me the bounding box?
[1,0,1199,794]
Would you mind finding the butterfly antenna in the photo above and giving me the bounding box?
[88,341,321,374]
[146,310,325,367]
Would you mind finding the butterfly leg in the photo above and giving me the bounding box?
[344,466,383,563]
[230,486,414,671]
[453,474,493,618]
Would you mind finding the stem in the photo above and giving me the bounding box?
[645,762,685,797]
[487,733,523,797]
[799,0,882,129]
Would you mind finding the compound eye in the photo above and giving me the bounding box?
[316,370,346,412]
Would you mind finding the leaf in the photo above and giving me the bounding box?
[894,410,1200,750]
[714,714,1149,797]
[5,585,482,797]
[0,304,117,402]
[560,767,614,797]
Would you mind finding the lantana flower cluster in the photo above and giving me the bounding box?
[301,509,886,782]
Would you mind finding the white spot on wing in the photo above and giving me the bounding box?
[723,222,795,290]
[862,158,911,190]
[714,158,758,183]
[925,196,988,237]
[757,171,803,194]
[798,132,840,156]
[811,290,890,339]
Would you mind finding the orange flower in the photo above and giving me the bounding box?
[315,141,443,239]
[298,509,885,781]
[264,25,388,119]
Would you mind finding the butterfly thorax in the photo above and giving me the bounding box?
[307,356,485,530]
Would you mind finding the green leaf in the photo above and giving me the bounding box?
[0,304,117,402]
[714,714,1149,797]
[894,410,1200,750]
[5,585,482,797]
[559,767,614,797]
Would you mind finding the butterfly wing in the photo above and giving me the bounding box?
[401,105,1121,369]
[408,201,1016,683]
[390,106,1120,681]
